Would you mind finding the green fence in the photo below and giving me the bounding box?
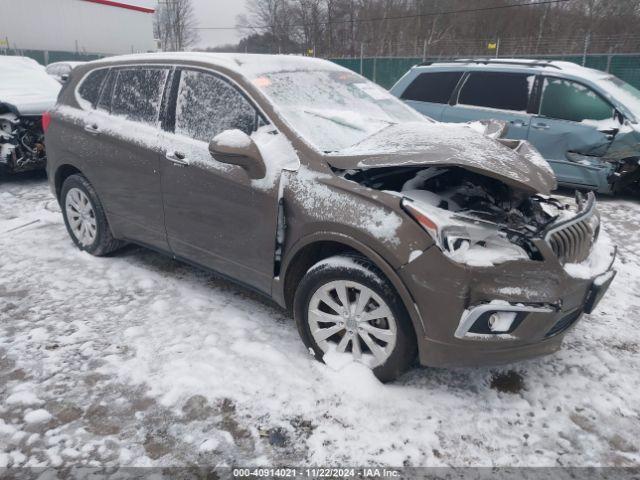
[330,54,640,90]
[1,48,104,65]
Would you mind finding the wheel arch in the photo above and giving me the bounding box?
[277,232,426,341]
[54,164,83,200]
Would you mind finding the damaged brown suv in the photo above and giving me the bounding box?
[45,53,617,381]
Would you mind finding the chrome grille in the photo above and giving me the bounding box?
[547,217,595,264]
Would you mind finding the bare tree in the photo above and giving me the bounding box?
[154,0,200,51]
[238,0,640,57]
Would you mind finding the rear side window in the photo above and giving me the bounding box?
[174,69,259,142]
[111,67,169,126]
[77,69,109,108]
[400,71,463,104]
[96,69,116,112]
[458,72,534,112]
[539,77,613,122]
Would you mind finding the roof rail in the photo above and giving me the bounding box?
[419,58,563,70]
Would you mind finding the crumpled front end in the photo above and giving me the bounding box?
[338,150,616,366]
[398,190,616,367]
[603,125,640,194]
[562,121,640,195]
[0,102,47,174]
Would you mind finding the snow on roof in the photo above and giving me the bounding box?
[91,52,345,78]
[0,56,61,115]
[47,61,87,68]
[418,58,608,79]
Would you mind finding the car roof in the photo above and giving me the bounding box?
[412,58,608,80]
[88,52,345,78]
[48,61,86,67]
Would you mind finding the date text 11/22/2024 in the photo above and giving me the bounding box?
[232,467,401,478]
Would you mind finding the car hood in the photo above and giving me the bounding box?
[0,60,61,115]
[326,122,557,194]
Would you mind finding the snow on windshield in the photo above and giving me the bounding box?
[598,76,640,121]
[251,69,425,152]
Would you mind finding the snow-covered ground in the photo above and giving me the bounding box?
[1,172,639,468]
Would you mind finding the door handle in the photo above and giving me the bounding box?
[510,119,526,127]
[165,150,189,166]
[84,124,100,135]
[532,122,550,130]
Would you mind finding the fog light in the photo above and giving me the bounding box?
[487,312,517,332]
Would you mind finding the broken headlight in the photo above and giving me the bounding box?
[402,199,530,266]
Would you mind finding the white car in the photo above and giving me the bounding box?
[0,56,61,174]
[46,61,86,83]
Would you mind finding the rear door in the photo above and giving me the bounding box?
[397,70,463,120]
[86,65,171,250]
[441,70,535,140]
[158,67,280,294]
[529,76,616,189]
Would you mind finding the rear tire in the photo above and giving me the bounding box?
[294,254,417,382]
[60,174,122,256]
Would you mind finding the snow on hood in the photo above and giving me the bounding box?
[0,56,61,115]
[327,121,557,194]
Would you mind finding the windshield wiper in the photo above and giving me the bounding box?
[303,110,367,131]
[303,109,398,132]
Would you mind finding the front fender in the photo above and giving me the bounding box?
[273,230,429,342]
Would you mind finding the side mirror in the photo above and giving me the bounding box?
[60,74,69,83]
[209,129,266,180]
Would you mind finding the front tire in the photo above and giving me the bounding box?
[294,254,417,382]
[60,174,122,256]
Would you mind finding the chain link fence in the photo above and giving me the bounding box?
[330,53,640,90]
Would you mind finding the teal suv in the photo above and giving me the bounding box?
[391,59,640,194]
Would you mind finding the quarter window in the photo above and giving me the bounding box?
[96,69,116,112]
[111,67,169,126]
[77,69,109,108]
[174,69,259,143]
[458,72,534,112]
[401,71,463,104]
[539,77,613,122]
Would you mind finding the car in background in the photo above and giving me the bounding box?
[0,56,61,174]
[45,53,616,381]
[46,61,86,83]
[391,59,640,195]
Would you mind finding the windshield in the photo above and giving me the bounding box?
[251,69,426,152]
[598,75,640,121]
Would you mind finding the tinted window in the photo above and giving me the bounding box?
[174,69,258,142]
[111,67,169,125]
[401,71,463,104]
[77,69,109,107]
[540,77,613,122]
[459,72,534,111]
[96,69,116,112]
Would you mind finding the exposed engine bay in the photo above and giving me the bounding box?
[0,105,47,174]
[340,166,597,267]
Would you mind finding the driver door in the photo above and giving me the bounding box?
[159,67,280,294]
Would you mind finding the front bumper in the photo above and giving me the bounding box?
[398,220,617,368]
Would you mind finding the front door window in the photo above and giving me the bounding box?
[539,77,613,123]
[174,69,259,143]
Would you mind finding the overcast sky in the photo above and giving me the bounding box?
[190,0,248,49]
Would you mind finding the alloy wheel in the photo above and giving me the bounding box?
[308,280,397,368]
[65,187,97,247]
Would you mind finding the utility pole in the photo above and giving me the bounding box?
[422,38,427,62]
[360,42,364,75]
[495,37,500,58]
